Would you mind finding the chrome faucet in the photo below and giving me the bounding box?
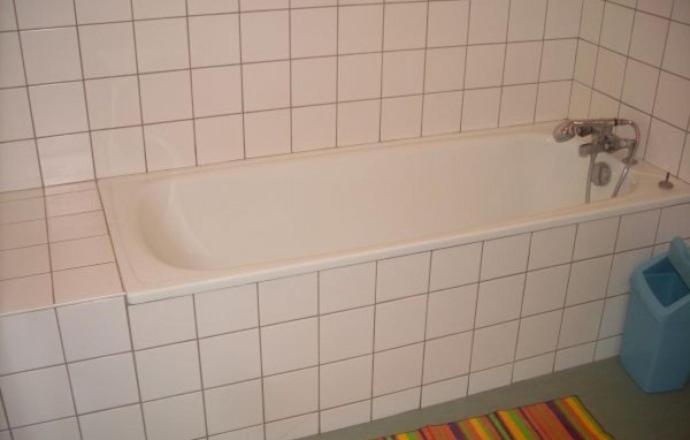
[553,119,640,202]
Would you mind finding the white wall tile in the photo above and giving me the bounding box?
[0,218,45,251]
[292,57,336,106]
[261,317,317,375]
[600,2,634,54]
[516,310,561,359]
[0,89,31,142]
[80,23,137,78]
[674,0,690,23]
[608,247,651,296]
[192,66,242,117]
[243,61,290,112]
[465,44,505,89]
[195,114,244,164]
[382,50,424,97]
[574,217,619,260]
[12,417,80,440]
[657,203,690,242]
[320,355,372,408]
[421,375,468,408]
[424,47,466,93]
[574,40,597,86]
[461,88,500,131]
[471,320,518,371]
[205,380,263,434]
[375,294,426,351]
[423,332,471,383]
[476,274,524,327]
[468,363,512,395]
[129,296,196,349]
[372,387,419,420]
[292,104,336,151]
[69,353,139,413]
[240,0,287,11]
[144,120,196,171]
[499,84,537,127]
[541,39,577,82]
[86,76,141,130]
[617,210,660,252]
[15,0,75,29]
[37,133,93,186]
[468,0,509,44]
[422,91,463,136]
[188,14,240,68]
[135,18,189,73]
[319,262,375,314]
[595,335,622,360]
[91,127,146,178]
[544,0,582,38]
[481,234,529,280]
[337,99,380,146]
[139,71,192,124]
[266,413,318,440]
[291,7,336,57]
[503,41,541,86]
[638,0,674,17]
[373,343,423,396]
[566,255,612,306]
[244,109,291,158]
[79,405,146,440]
[0,244,50,281]
[555,342,595,371]
[508,0,547,41]
[132,0,185,19]
[195,284,257,338]
[381,95,422,141]
[21,27,81,84]
[75,0,132,24]
[630,11,669,66]
[0,0,17,31]
[57,297,130,362]
[513,352,554,382]
[263,367,318,421]
[426,285,476,339]
[558,301,604,348]
[376,252,430,302]
[430,243,481,292]
[143,392,206,440]
[259,273,317,325]
[621,59,659,114]
[241,10,289,62]
[30,82,88,137]
[383,2,427,50]
[211,425,263,440]
[645,119,685,175]
[599,294,629,338]
[529,225,576,270]
[428,0,468,47]
[653,71,690,129]
[136,341,201,401]
[594,48,626,99]
[320,306,374,363]
[320,401,371,433]
[338,4,383,54]
[0,310,63,375]
[535,81,571,122]
[199,329,261,387]
[338,53,382,101]
[0,366,74,427]
[0,141,41,193]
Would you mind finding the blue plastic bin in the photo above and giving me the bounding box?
[620,245,690,393]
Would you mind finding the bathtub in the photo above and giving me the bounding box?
[99,123,690,303]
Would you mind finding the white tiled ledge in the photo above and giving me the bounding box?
[0,181,123,315]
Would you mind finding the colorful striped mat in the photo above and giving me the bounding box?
[375,396,613,440]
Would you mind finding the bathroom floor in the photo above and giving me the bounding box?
[306,358,690,440]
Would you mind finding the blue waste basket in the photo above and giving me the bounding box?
[620,238,690,393]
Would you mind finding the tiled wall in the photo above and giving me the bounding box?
[569,0,690,181]
[0,0,582,192]
[1,202,689,440]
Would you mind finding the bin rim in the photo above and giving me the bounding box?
[631,253,690,319]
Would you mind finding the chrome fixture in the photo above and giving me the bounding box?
[553,119,640,203]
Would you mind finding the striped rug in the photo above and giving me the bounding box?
[374,396,613,440]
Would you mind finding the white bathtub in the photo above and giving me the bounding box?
[99,123,690,303]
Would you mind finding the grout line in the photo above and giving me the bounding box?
[52,307,84,440]
[368,260,379,422]
[417,251,432,407]
[123,296,149,440]
[288,1,294,154]
[509,230,531,383]
[0,387,16,440]
[190,291,209,439]
[377,2,386,143]
[253,283,268,440]
[457,0,471,132]
[128,0,149,172]
[464,240,483,396]
[418,0,431,138]
[531,0,550,123]
[184,0,199,167]
[496,0,512,128]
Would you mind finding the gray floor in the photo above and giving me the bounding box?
[305,358,690,439]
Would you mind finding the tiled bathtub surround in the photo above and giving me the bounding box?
[0,0,582,192]
[570,0,690,181]
[0,182,122,314]
[1,202,689,440]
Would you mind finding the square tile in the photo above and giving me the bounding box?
[191,66,242,117]
[529,225,576,270]
[263,367,318,421]
[645,119,685,174]
[338,53,382,101]
[476,274,525,327]
[338,4,383,54]
[574,217,619,260]
[465,44,506,89]
[320,401,371,433]
[69,353,139,413]
[86,76,141,130]
[29,82,88,137]
[425,47,466,93]
[188,14,240,68]
[638,0,674,16]
[50,235,114,271]
[522,264,569,316]
[53,263,122,304]
[132,0,185,18]
[658,204,690,242]
[566,255,612,306]
[594,48,626,99]
[79,405,146,440]
[319,262,375,313]
[630,11,669,66]
[608,247,652,297]
[513,352,554,382]
[241,10,289,62]
[15,0,75,29]
[599,294,629,338]
[136,341,201,400]
[320,306,374,363]
[600,2,634,54]
[421,375,468,408]
[266,413,318,440]
[129,296,196,349]
[574,40,597,86]
[535,81,571,122]
[20,27,81,84]
[381,95,422,141]
[373,343,423,396]
[384,2,427,50]
[144,121,195,171]
[320,355,372,408]
[508,0,547,41]
[80,22,136,78]
[91,127,146,177]
[516,310,562,359]
[499,84,537,127]
[468,363,512,395]
[292,104,336,151]
[135,18,189,72]
[243,61,290,112]
[372,387,420,420]
[12,417,79,440]
[558,301,605,348]
[195,284,257,338]
[0,0,16,31]
[503,41,542,85]
[0,88,33,142]
[595,336,621,361]
[0,366,73,426]
[540,39,577,81]
[376,252,430,302]
[337,99,380,146]
[427,0,469,47]
[653,71,690,129]
[139,71,193,123]
[0,245,49,281]
[244,109,291,158]
[544,0,582,38]
[422,91,463,136]
[555,343,595,371]
[195,114,244,164]
[375,295,426,351]
[426,285,476,339]
[468,0,509,44]
[461,87,500,131]
[0,309,63,375]
[239,0,287,11]
[580,0,604,43]
[0,218,46,251]
[259,273,317,325]
[291,7,336,57]
[143,392,205,440]
[0,140,41,192]
[0,274,52,314]
[37,133,94,186]
[622,60,660,114]
[481,234,529,280]
[470,320,519,371]
[292,57,337,107]
[211,425,263,440]
[199,329,260,387]
[423,332,471,383]
[75,0,132,24]
[261,317,317,375]
[57,297,130,362]
[382,50,424,97]
[205,380,263,434]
